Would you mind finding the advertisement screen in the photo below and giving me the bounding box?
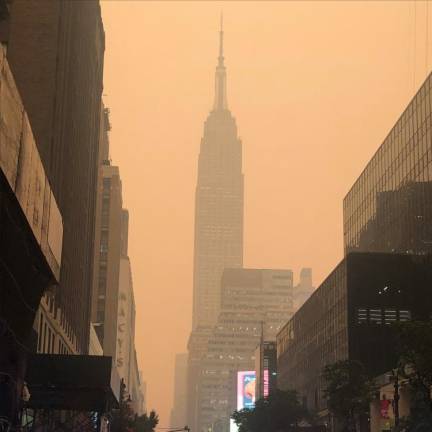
[263,369,269,398]
[237,371,256,410]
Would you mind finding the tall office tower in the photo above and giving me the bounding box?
[170,353,188,429]
[92,160,123,358]
[188,21,244,430]
[192,20,244,330]
[187,326,213,432]
[91,105,123,358]
[293,268,314,311]
[197,269,294,432]
[343,73,432,255]
[5,0,105,353]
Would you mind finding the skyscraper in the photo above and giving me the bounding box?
[192,18,244,330]
[188,20,244,431]
[198,269,294,432]
[5,0,105,354]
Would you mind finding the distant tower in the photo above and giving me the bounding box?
[187,19,244,432]
[192,17,244,329]
[294,268,314,310]
[170,353,188,428]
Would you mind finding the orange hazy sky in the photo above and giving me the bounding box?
[101,0,430,425]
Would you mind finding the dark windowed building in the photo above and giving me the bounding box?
[344,73,432,255]
[276,253,432,414]
[5,0,105,354]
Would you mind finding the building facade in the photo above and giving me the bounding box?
[187,326,213,432]
[5,0,105,354]
[197,269,294,432]
[116,211,138,392]
[276,253,432,414]
[92,149,144,412]
[92,162,123,357]
[129,349,145,416]
[170,353,188,429]
[35,294,79,355]
[89,323,104,356]
[0,42,63,425]
[343,73,432,255]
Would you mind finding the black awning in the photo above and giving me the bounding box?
[25,354,120,412]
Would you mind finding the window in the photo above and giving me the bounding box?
[357,308,367,324]
[384,309,397,325]
[38,313,44,352]
[399,310,411,321]
[369,309,382,324]
[356,308,411,325]
[43,322,47,353]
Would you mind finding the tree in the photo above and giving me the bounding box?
[322,359,376,432]
[110,379,135,432]
[395,320,432,431]
[132,411,159,432]
[109,377,159,432]
[231,389,308,432]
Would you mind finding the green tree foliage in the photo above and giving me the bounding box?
[231,389,308,432]
[110,378,159,432]
[132,410,160,432]
[395,320,432,431]
[322,360,376,432]
[111,408,159,432]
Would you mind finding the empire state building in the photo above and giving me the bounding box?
[192,20,244,330]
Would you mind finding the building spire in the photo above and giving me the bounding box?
[218,12,224,66]
[213,13,228,111]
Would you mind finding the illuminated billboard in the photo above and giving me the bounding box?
[237,371,256,410]
[263,369,269,398]
[231,371,257,432]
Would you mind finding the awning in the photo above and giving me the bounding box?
[25,354,120,412]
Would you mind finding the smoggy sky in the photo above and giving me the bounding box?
[101,0,430,425]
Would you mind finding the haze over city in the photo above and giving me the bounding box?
[2,1,432,431]
[101,1,430,424]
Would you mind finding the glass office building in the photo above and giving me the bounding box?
[344,74,432,254]
[276,253,432,413]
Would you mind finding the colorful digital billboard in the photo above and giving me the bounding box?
[237,371,256,410]
[263,369,269,398]
[231,371,257,432]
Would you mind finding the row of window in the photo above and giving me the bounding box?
[37,311,71,355]
[357,308,411,325]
